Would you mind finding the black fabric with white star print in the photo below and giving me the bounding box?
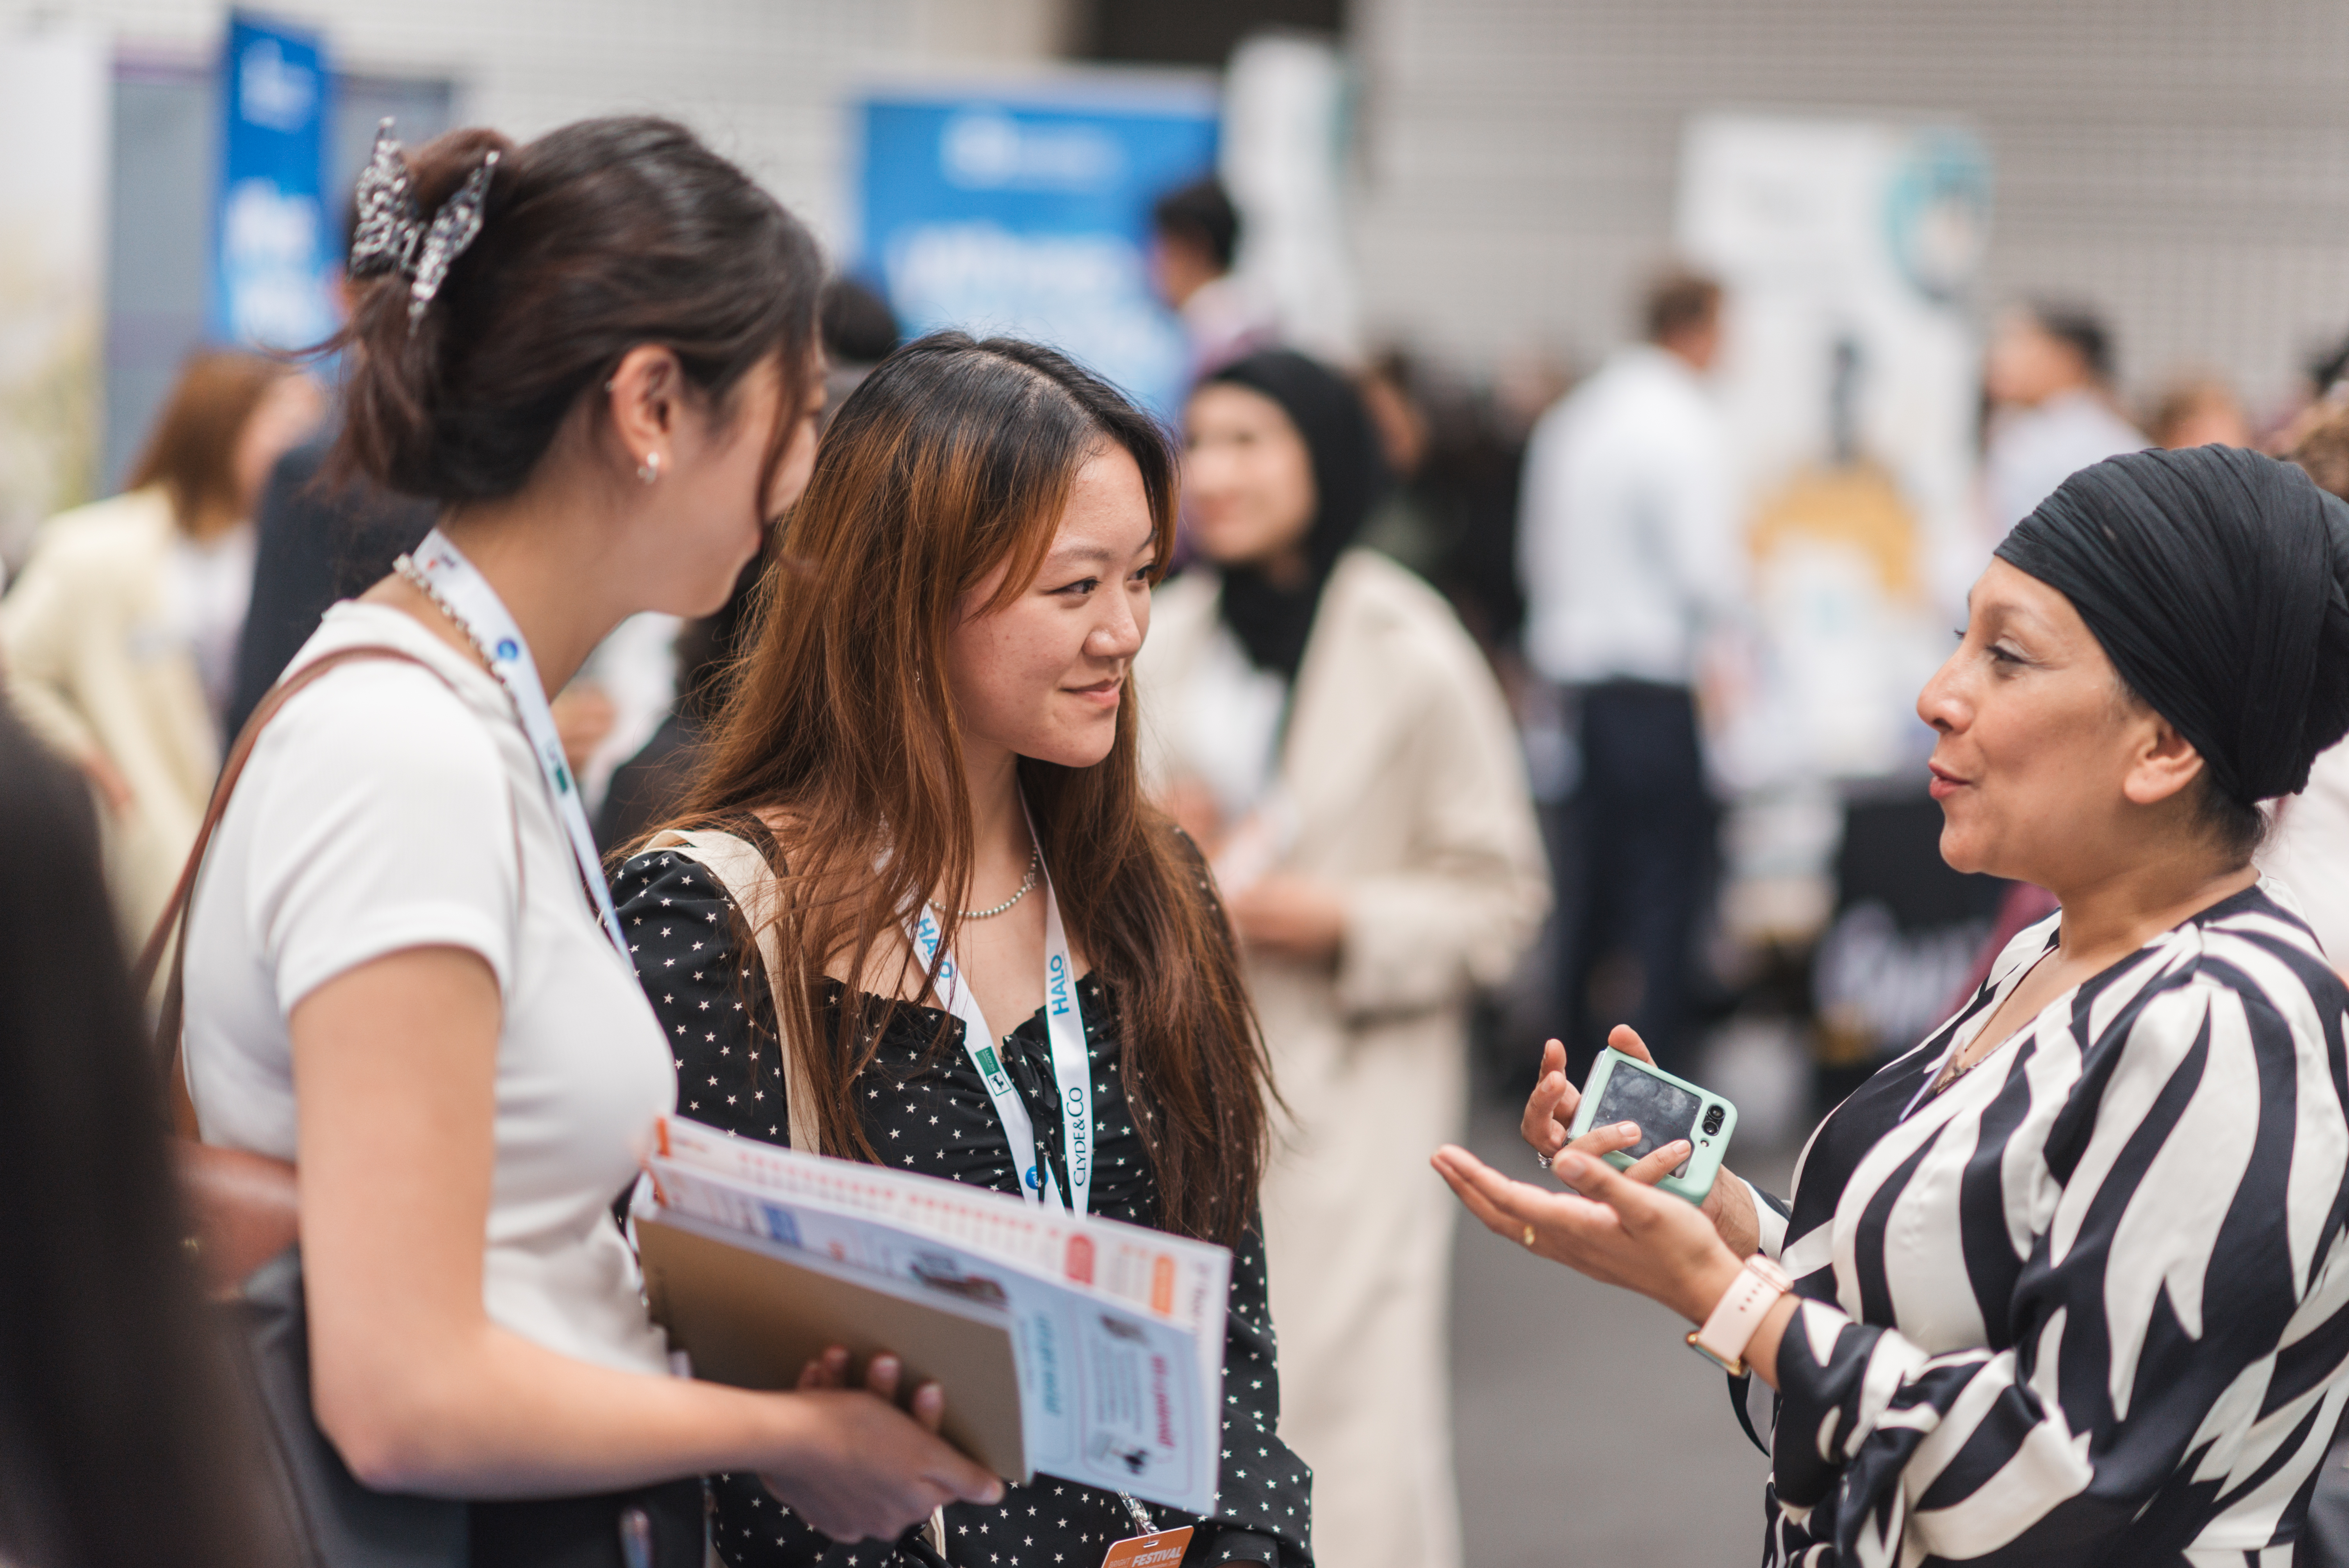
[615,850,1311,1568]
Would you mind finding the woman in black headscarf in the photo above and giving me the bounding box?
[1441,444,2349,1566]
[1136,349,1550,1568]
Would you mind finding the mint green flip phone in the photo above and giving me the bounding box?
[1562,1048,1737,1205]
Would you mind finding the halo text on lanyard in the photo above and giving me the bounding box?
[399,529,630,961]
[905,845,1093,1217]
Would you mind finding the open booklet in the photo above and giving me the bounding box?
[635,1115,1231,1516]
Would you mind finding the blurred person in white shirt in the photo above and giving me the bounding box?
[1149,176,1275,379]
[1984,301,2146,533]
[1517,268,1740,1078]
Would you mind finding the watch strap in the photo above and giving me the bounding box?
[1686,1255,1790,1375]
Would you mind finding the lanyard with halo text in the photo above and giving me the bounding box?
[398,528,630,962]
[904,821,1093,1217]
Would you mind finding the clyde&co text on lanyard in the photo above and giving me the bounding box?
[904,834,1093,1217]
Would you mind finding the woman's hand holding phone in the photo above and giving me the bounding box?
[1436,1021,1794,1391]
[1520,1026,1760,1258]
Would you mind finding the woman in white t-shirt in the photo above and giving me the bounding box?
[179,117,998,1566]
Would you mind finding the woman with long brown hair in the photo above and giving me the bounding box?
[3,349,321,944]
[618,333,1311,1567]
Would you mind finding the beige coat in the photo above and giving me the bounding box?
[1138,550,1551,1568]
[2,487,221,946]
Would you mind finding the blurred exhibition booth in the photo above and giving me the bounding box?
[9,0,2349,1124]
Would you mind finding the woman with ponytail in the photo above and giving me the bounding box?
[617,333,1313,1566]
[176,119,998,1566]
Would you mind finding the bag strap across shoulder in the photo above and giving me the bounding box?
[138,645,453,1136]
[650,829,946,1557]
[651,828,822,1156]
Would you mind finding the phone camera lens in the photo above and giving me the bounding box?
[1701,1105,1726,1136]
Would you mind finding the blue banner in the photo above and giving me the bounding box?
[857,82,1219,419]
[212,12,335,349]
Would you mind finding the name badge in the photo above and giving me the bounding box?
[1098,1525,1192,1568]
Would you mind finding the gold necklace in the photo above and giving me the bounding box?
[1933,950,2054,1095]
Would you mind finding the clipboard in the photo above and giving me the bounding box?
[636,1209,1029,1481]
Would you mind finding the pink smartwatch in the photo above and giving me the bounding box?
[1686,1254,1793,1376]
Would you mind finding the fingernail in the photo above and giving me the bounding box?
[1555,1153,1586,1178]
[1616,1121,1639,1137]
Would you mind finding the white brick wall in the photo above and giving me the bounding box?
[23,0,2348,403]
[1349,0,2349,404]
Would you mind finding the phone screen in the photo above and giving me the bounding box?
[1590,1059,1702,1165]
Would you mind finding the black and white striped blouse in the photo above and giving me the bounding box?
[1738,880,2349,1566]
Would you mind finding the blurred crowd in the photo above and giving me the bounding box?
[8,142,2349,1568]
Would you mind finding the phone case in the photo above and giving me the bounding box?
[1562,1048,1738,1205]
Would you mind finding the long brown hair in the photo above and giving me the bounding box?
[128,349,290,535]
[673,333,1271,1244]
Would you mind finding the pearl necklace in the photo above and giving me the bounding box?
[958,846,1041,919]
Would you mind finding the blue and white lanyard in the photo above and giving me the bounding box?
[399,528,630,962]
[904,851,1093,1217]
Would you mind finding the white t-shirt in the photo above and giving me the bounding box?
[164,520,258,730]
[1170,620,1290,827]
[2262,739,2349,971]
[182,602,675,1376]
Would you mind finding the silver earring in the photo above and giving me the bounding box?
[637,452,661,485]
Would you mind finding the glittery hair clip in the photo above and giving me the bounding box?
[346,118,500,324]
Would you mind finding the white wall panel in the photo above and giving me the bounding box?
[1,0,1066,251]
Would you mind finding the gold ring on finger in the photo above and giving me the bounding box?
[1520,1223,1536,1249]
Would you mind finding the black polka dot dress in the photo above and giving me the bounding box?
[614,849,1312,1568]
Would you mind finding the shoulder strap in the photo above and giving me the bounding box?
[649,829,940,1556]
[652,828,822,1156]
[139,645,454,1137]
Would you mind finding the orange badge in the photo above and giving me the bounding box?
[1098,1525,1193,1568]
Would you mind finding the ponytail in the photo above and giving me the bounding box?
[326,116,823,505]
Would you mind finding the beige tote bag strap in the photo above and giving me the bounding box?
[650,831,949,1557]
[652,829,822,1156]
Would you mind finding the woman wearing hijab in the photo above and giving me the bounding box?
[1441,444,2349,1566]
[1138,349,1549,1568]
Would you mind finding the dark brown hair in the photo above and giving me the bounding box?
[671,333,1273,1245]
[1642,267,1722,345]
[127,349,292,535]
[1151,176,1241,273]
[331,116,823,503]
[0,700,291,1568]
[2024,299,2116,387]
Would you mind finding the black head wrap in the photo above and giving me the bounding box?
[1993,445,2349,803]
[1197,349,1390,679]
